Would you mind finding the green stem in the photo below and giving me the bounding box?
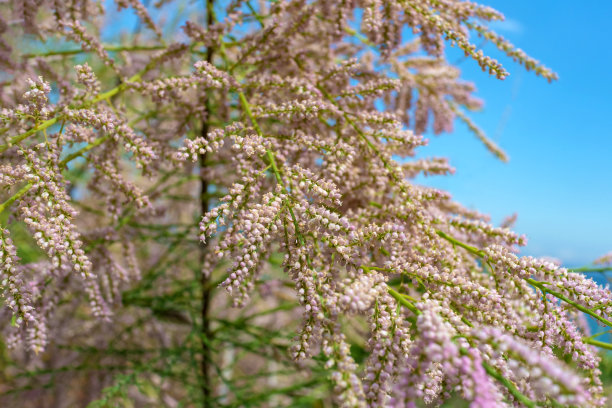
[0,183,33,215]
[59,135,110,166]
[435,230,484,256]
[237,91,305,246]
[569,266,612,273]
[0,53,161,154]
[583,338,612,351]
[200,1,216,404]
[0,110,154,217]
[22,44,169,59]
[434,231,612,329]
[527,278,612,328]
[387,286,420,315]
[481,360,538,407]
[0,117,59,153]
[585,329,612,341]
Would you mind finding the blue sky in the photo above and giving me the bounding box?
[415,1,612,266]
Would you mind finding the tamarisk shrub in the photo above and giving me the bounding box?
[0,0,609,407]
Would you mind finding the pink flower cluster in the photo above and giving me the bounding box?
[0,1,606,407]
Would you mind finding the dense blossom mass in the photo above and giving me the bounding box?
[0,0,610,407]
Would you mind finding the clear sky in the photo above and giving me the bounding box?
[415,0,612,266]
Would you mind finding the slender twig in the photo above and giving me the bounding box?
[527,278,612,328]
[569,266,612,273]
[22,44,169,59]
[583,338,612,351]
[200,0,216,405]
[0,44,173,155]
[481,360,537,407]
